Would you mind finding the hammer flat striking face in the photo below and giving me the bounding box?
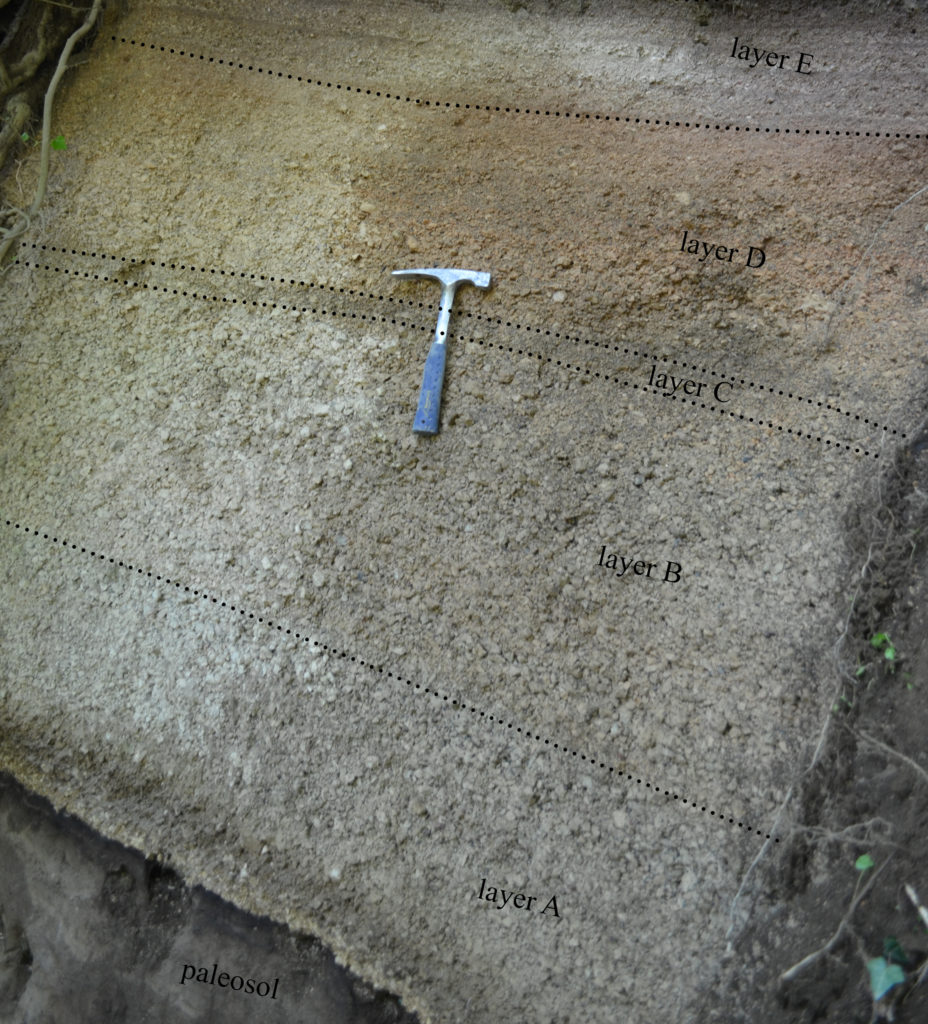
[392,267,492,435]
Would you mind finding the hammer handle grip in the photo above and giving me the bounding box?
[413,340,447,435]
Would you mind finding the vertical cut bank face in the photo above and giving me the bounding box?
[0,2,925,1023]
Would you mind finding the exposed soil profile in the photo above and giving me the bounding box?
[1,1,927,1022]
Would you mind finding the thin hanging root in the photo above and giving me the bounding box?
[0,0,102,266]
[791,817,898,849]
[0,94,32,170]
[856,729,928,788]
[905,883,928,932]
[0,205,30,235]
[37,2,98,11]
[904,884,928,990]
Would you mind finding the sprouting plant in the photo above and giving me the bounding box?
[832,691,855,714]
[847,857,907,1016]
[870,632,897,661]
[854,633,900,683]
[867,953,906,1002]
[784,860,928,1020]
[866,883,928,1020]
[20,132,67,150]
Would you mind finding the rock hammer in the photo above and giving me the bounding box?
[392,267,491,434]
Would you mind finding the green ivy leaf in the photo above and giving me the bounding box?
[867,956,905,1001]
[883,936,910,968]
[871,633,890,649]
[855,853,875,872]
[50,134,67,150]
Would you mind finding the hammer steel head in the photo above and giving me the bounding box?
[391,267,491,291]
[392,266,492,435]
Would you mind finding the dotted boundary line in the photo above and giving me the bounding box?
[16,246,892,458]
[21,242,905,438]
[114,35,925,140]
[2,517,779,842]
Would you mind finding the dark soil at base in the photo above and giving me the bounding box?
[0,774,420,1024]
[698,421,928,1024]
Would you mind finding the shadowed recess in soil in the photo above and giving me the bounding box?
[0,771,420,1024]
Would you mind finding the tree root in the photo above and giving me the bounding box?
[855,728,928,789]
[0,93,32,173]
[0,0,103,266]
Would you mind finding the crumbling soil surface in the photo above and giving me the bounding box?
[1,2,927,1022]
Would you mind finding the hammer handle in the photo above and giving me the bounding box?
[413,339,447,435]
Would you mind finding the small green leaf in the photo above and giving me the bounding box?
[871,632,890,649]
[884,646,896,661]
[855,665,866,677]
[50,134,67,150]
[867,956,905,1000]
[21,131,30,142]
[883,936,910,968]
[855,853,875,872]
